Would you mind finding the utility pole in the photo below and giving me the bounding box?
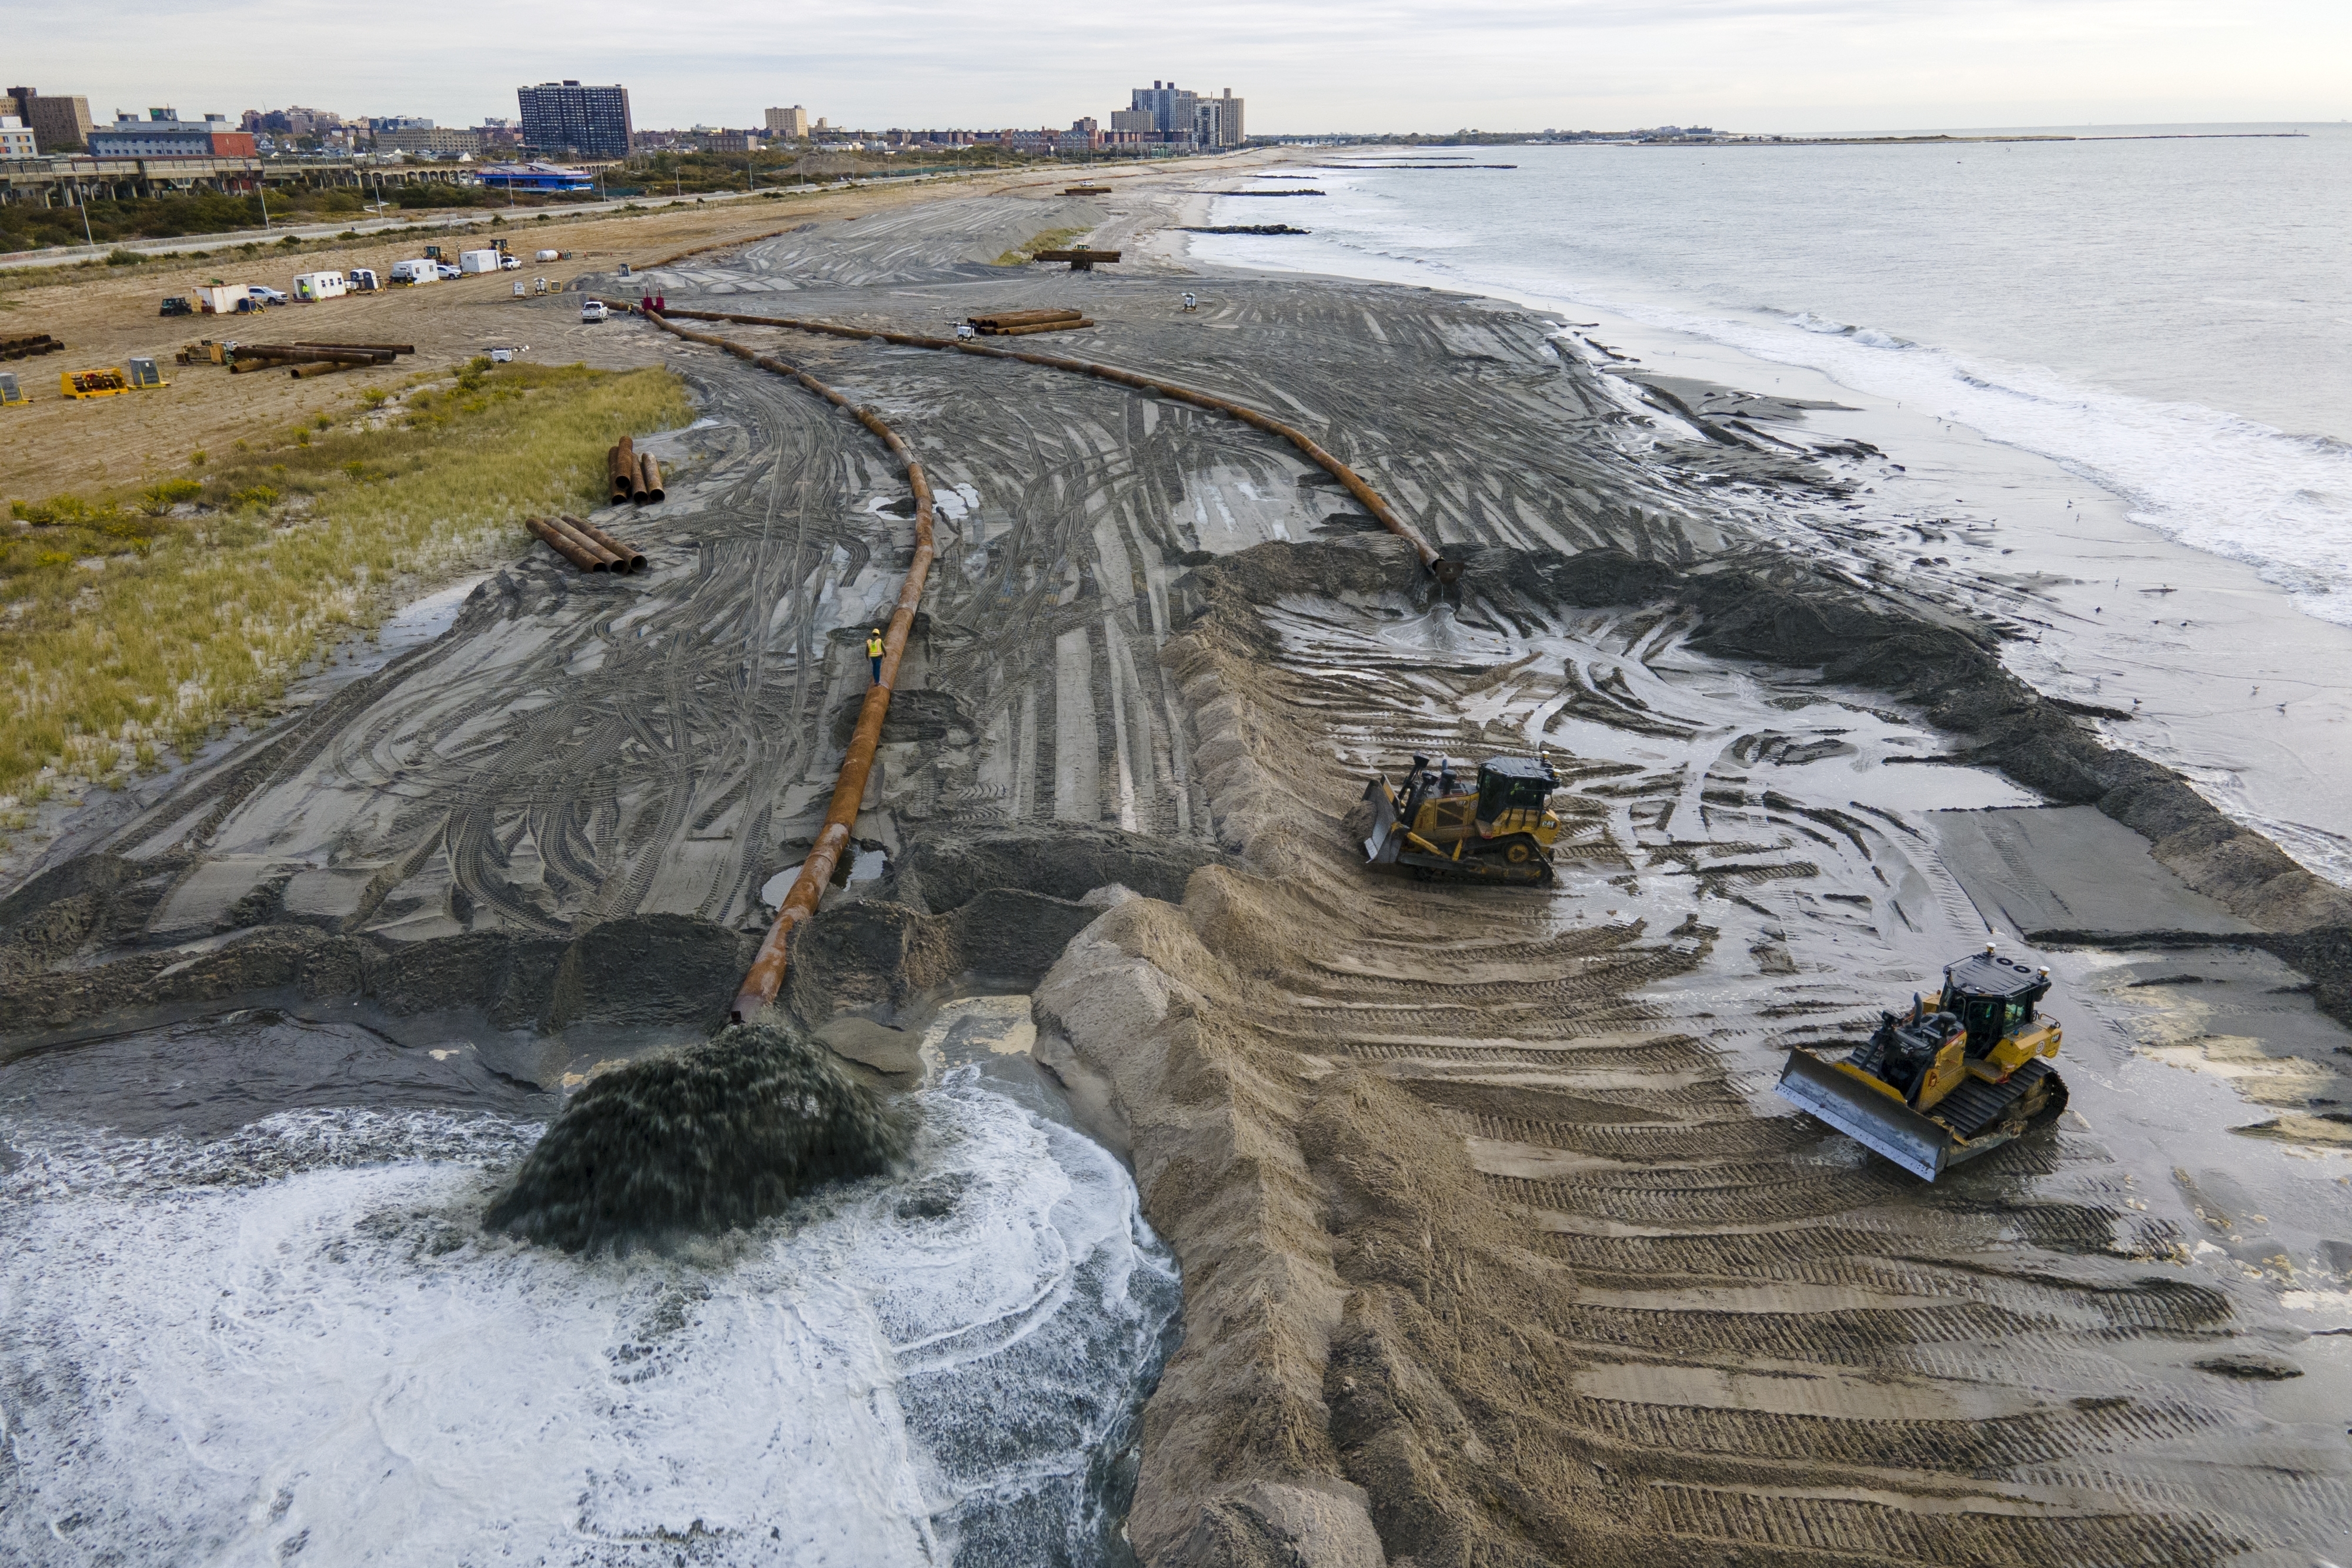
[78,185,95,251]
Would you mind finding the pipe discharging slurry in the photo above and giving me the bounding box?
[649,305,1465,583]
[483,1021,908,1253]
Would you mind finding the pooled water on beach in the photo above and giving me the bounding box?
[1202,125,2352,628]
[0,1053,1178,1566]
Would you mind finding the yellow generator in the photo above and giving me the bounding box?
[1778,944,2068,1179]
[1363,753,1563,885]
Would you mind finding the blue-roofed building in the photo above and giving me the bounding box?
[479,161,594,193]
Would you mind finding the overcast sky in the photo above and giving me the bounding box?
[21,0,2350,133]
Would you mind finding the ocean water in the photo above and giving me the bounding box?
[0,1059,1178,1567]
[1201,125,2352,627]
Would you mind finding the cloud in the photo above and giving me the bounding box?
[18,0,2349,133]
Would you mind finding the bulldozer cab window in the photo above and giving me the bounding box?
[1478,771,1552,820]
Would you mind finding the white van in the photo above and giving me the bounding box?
[458,249,502,275]
[389,259,439,286]
[292,270,348,302]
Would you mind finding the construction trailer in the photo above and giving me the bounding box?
[459,249,502,275]
[292,270,349,302]
[389,260,438,286]
[195,285,252,315]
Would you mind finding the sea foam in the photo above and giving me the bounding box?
[0,1069,1177,1566]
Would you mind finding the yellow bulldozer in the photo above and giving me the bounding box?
[1362,753,1563,885]
[1778,943,2069,1179]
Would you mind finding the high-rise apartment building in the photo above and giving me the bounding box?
[764,105,809,139]
[1129,81,1198,140]
[5,86,95,152]
[1197,88,1245,148]
[517,81,633,159]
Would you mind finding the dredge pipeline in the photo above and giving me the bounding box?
[642,309,938,1021]
[649,305,1463,584]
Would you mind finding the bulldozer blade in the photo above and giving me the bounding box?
[1362,777,1401,865]
[1776,1049,1956,1181]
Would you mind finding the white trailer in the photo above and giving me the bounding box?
[195,285,252,315]
[389,259,439,286]
[457,249,502,275]
[292,270,348,302]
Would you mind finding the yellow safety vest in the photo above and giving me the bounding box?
[866,632,884,658]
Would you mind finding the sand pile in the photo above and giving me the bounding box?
[484,1019,907,1252]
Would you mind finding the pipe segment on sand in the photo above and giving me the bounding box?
[524,516,610,571]
[640,309,937,1023]
[562,514,647,571]
[649,305,1464,584]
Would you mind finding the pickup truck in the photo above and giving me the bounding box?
[580,300,609,324]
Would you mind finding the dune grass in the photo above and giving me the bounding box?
[990,227,1088,266]
[0,357,690,816]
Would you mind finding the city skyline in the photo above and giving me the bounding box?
[17,0,2349,135]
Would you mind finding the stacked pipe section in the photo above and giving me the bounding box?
[228,340,414,379]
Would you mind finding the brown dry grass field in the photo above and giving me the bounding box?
[0,177,993,505]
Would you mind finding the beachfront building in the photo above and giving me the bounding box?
[89,109,257,159]
[3,88,93,153]
[517,81,633,161]
[479,161,594,193]
[1120,83,1245,148]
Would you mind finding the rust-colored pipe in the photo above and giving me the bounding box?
[639,309,937,1023]
[656,306,1462,582]
[980,318,1097,337]
[546,514,625,569]
[289,360,357,379]
[526,515,606,571]
[637,453,665,502]
[607,441,636,503]
[563,514,646,571]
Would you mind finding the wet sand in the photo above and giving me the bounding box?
[3,161,2349,1564]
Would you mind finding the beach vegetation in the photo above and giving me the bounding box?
[0,360,689,809]
[991,227,1088,266]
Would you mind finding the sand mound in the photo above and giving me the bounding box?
[483,1019,908,1253]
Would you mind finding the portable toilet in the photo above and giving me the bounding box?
[126,356,167,389]
[458,248,502,275]
[292,270,348,302]
[347,268,380,293]
[0,371,22,406]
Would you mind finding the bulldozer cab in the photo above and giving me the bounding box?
[1475,755,1558,825]
[1937,949,2049,1056]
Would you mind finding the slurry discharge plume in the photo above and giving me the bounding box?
[485,1020,909,1252]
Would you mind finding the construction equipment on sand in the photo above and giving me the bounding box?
[1777,944,2069,1181]
[59,367,133,399]
[1033,248,1121,272]
[1362,753,1562,885]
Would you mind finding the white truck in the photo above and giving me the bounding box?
[389,259,439,286]
[291,270,348,302]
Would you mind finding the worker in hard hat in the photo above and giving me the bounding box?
[867,627,886,686]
